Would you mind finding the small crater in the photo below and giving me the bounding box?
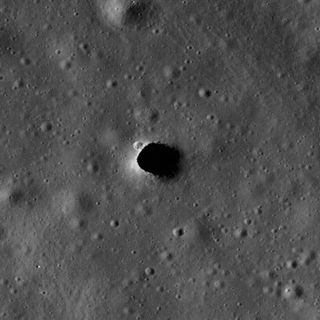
[91,232,103,241]
[282,284,294,299]
[69,217,87,230]
[40,121,53,132]
[59,59,72,70]
[12,79,24,90]
[163,65,181,79]
[110,219,119,228]
[106,79,118,88]
[159,250,173,262]
[144,267,155,276]
[198,88,212,98]
[79,42,90,55]
[19,57,32,66]
[305,250,316,265]
[233,227,248,239]
[172,227,184,237]
[86,161,99,174]
[282,282,304,299]
[286,260,298,269]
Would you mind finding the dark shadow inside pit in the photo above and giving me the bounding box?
[136,142,181,179]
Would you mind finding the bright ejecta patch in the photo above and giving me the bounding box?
[100,0,126,26]
[124,140,150,179]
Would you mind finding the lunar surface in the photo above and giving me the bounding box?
[1,0,320,319]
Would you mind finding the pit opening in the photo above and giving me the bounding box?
[136,142,181,179]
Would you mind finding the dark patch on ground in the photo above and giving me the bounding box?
[78,192,94,212]
[122,0,163,32]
